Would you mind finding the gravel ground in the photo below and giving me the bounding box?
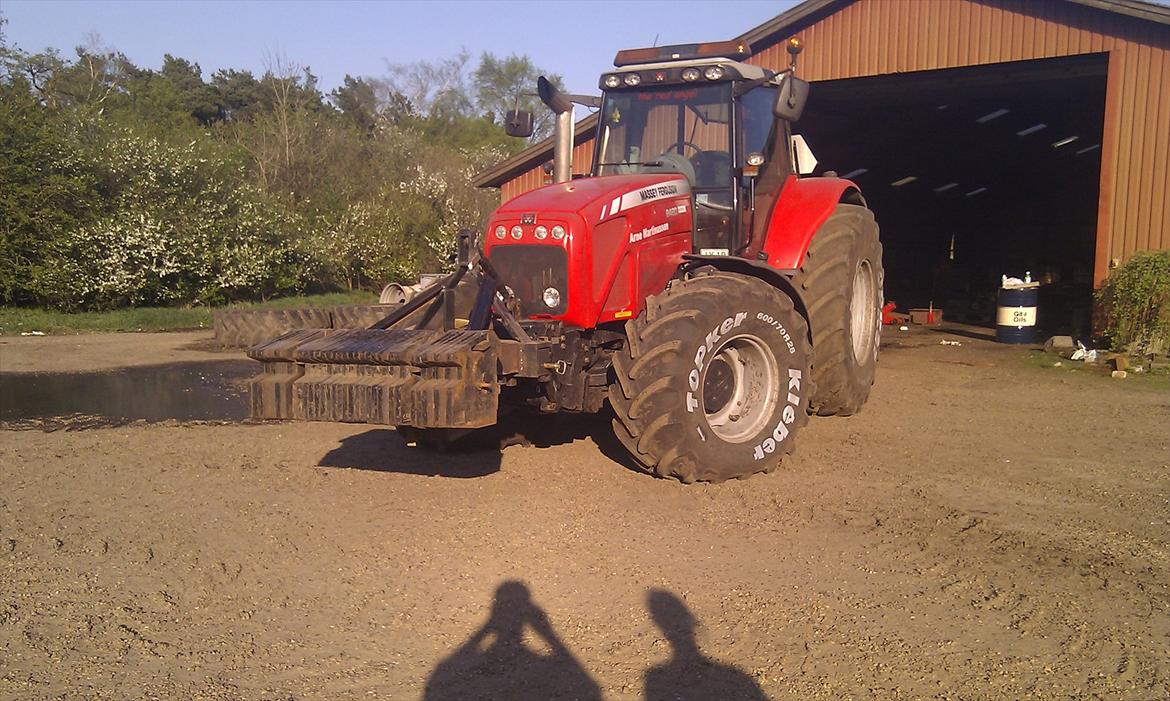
[1,329,1168,700]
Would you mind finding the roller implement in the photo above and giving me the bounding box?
[248,38,884,482]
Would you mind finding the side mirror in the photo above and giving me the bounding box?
[773,75,809,122]
[505,110,534,138]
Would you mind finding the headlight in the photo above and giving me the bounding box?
[494,225,506,240]
[604,74,621,88]
[551,225,566,240]
[703,65,725,80]
[623,73,641,87]
[681,68,701,82]
[542,287,561,308]
[534,225,548,240]
[510,225,523,240]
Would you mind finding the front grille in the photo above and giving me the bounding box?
[488,245,568,317]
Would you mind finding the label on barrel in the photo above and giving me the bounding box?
[997,305,1037,327]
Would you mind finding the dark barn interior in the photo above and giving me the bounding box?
[798,54,1108,335]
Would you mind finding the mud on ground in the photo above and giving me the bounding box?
[1,329,1168,700]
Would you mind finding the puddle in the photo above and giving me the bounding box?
[0,360,255,426]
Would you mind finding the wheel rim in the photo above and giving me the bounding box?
[703,334,779,443]
[850,259,877,363]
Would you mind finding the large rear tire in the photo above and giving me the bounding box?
[792,204,883,416]
[609,272,812,483]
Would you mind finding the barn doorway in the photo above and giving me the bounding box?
[797,54,1108,335]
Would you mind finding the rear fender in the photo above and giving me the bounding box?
[760,176,865,270]
[683,255,810,342]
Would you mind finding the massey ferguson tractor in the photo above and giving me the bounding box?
[248,38,883,483]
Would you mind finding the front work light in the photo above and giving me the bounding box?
[704,65,725,80]
[623,73,642,87]
[604,74,621,88]
[543,287,561,308]
[681,67,701,82]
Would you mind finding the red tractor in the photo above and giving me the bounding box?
[249,38,883,482]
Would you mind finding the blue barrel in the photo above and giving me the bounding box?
[996,285,1039,343]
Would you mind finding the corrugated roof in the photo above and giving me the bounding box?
[739,0,1167,49]
[474,0,1169,189]
[1044,0,1168,23]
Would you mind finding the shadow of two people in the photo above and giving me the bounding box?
[423,581,769,701]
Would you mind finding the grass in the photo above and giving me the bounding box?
[0,291,377,336]
[1024,349,1170,390]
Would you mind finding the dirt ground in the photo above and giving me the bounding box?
[0,331,226,374]
[1,328,1168,700]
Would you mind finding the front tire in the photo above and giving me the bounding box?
[609,273,812,483]
[793,204,883,416]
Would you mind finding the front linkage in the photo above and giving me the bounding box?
[248,230,613,430]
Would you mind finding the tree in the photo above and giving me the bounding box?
[331,74,378,132]
[225,54,327,199]
[159,54,222,124]
[211,68,265,121]
[379,50,474,121]
[5,33,137,116]
[0,74,103,303]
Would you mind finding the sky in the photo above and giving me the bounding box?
[1,0,797,97]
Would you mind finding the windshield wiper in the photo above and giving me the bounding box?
[597,161,665,167]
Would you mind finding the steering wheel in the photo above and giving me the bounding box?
[666,140,704,156]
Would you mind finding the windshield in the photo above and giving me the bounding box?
[595,83,732,189]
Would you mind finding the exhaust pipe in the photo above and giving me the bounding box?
[538,76,573,184]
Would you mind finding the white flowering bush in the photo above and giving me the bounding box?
[3,45,555,311]
[310,199,418,290]
[29,123,505,309]
[297,137,502,291]
[36,129,309,309]
[394,143,505,267]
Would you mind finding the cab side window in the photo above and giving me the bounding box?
[740,86,778,161]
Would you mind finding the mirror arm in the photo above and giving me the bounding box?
[733,72,778,97]
[566,94,602,109]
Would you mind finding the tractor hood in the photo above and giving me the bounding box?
[484,173,695,329]
[494,174,691,227]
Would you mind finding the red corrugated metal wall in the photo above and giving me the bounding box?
[494,0,1169,282]
[500,139,597,201]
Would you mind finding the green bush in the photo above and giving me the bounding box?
[0,40,539,313]
[0,78,105,304]
[32,128,310,310]
[1095,250,1170,354]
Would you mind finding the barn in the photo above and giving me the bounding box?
[472,0,1169,334]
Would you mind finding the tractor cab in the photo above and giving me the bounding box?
[592,40,809,258]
